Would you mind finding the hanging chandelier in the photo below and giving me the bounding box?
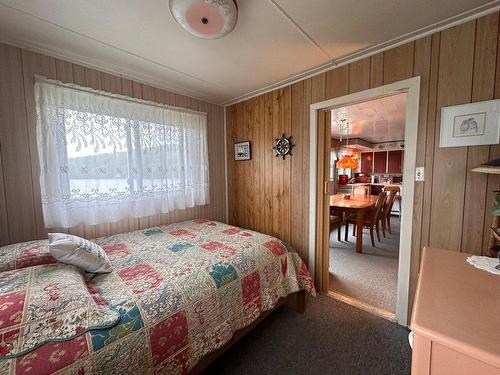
[169,0,238,39]
[335,117,359,170]
[336,154,358,169]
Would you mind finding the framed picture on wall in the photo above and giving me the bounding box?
[234,141,251,161]
[440,99,500,147]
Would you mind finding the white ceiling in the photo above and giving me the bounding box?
[0,0,498,104]
[331,93,407,143]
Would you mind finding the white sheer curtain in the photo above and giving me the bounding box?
[35,77,209,228]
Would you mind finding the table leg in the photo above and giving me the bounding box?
[356,208,364,253]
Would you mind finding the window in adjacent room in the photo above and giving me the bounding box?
[35,77,209,228]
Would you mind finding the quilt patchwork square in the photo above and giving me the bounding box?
[168,242,193,253]
[149,311,188,366]
[208,262,238,288]
[103,243,130,258]
[143,228,164,237]
[88,331,149,374]
[192,219,216,226]
[0,291,25,329]
[263,240,288,256]
[200,241,237,259]
[241,271,261,306]
[169,229,195,239]
[15,335,88,375]
[178,271,217,304]
[0,270,28,295]
[153,347,189,375]
[138,282,183,324]
[118,264,163,294]
[90,300,144,351]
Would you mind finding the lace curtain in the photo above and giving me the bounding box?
[35,77,209,228]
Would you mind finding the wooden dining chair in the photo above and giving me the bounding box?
[380,190,398,237]
[330,214,343,242]
[344,192,386,247]
[352,185,369,196]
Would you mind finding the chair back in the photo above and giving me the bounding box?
[382,190,398,219]
[372,192,386,220]
[352,185,369,196]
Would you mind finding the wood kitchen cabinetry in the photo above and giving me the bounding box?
[387,150,403,173]
[360,153,373,173]
[373,152,387,173]
[360,150,404,174]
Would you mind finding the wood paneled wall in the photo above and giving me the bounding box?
[226,12,500,303]
[0,43,226,245]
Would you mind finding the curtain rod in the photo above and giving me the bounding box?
[34,75,207,117]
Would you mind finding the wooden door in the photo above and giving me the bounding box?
[374,151,388,173]
[388,150,403,173]
[360,152,373,173]
[315,110,331,291]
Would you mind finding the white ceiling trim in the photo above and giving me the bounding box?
[0,2,222,105]
[3,35,220,105]
[222,1,500,106]
[1,1,499,106]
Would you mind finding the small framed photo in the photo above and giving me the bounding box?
[234,141,251,161]
[440,99,500,147]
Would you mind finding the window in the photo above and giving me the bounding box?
[329,151,336,180]
[35,77,209,228]
[330,151,352,180]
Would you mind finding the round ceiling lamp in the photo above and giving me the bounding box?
[169,0,238,39]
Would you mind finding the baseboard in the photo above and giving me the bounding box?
[326,290,397,322]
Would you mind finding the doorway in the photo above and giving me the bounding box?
[308,77,420,326]
[329,93,406,321]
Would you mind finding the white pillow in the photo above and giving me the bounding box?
[48,233,112,273]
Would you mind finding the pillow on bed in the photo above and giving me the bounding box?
[0,239,55,272]
[0,264,120,358]
[48,233,112,273]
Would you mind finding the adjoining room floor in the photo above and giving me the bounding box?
[204,295,411,375]
[329,218,400,313]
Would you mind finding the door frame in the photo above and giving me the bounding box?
[308,76,421,326]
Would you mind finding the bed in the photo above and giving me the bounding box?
[0,219,315,374]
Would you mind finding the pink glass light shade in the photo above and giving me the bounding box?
[169,0,238,39]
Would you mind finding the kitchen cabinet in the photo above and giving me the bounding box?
[373,152,387,173]
[360,153,373,173]
[387,150,403,173]
[360,150,404,174]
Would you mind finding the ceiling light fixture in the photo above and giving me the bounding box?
[336,118,359,170]
[169,0,238,39]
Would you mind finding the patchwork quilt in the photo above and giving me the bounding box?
[0,219,315,374]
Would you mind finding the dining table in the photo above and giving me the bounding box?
[330,193,377,254]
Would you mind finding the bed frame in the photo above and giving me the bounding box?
[189,290,306,374]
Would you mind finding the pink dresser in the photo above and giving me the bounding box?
[410,247,500,375]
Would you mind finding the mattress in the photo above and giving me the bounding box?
[0,219,315,374]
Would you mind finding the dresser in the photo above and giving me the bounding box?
[410,247,500,375]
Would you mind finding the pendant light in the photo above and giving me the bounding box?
[169,0,238,39]
[336,119,359,170]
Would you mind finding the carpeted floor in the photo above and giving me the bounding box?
[329,218,400,312]
[203,295,411,375]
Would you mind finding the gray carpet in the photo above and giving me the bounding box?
[329,218,400,312]
[203,295,411,375]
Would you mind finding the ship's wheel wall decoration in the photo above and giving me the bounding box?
[273,134,295,159]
